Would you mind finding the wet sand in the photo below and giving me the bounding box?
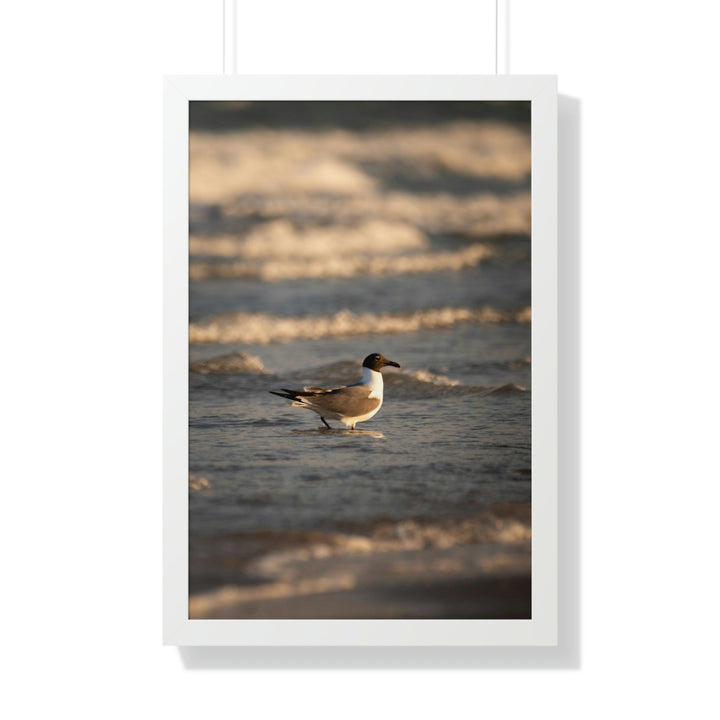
[192,575,531,620]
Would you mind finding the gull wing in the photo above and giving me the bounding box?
[296,384,381,417]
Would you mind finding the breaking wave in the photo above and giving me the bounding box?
[190,219,427,259]
[485,383,527,395]
[189,474,211,491]
[190,241,493,281]
[189,306,531,344]
[251,514,531,573]
[195,191,530,239]
[382,369,525,399]
[189,122,530,204]
[383,368,484,398]
[189,351,268,375]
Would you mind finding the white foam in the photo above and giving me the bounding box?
[190,242,493,281]
[189,351,268,374]
[190,122,530,204]
[214,191,530,239]
[189,475,210,491]
[190,219,427,259]
[403,369,461,387]
[189,306,531,344]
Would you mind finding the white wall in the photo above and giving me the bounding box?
[2,2,718,718]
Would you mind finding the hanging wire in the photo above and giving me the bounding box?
[223,0,236,74]
[496,0,499,73]
[223,1,501,75]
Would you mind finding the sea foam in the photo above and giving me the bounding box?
[189,219,493,281]
[190,122,530,204]
[189,306,531,344]
[189,351,268,375]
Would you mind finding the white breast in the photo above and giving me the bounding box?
[362,366,384,400]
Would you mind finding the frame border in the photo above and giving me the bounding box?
[164,75,557,646]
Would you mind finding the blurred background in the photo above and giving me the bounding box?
[188,101,532,619]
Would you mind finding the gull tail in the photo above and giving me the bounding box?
[270,387,331,401]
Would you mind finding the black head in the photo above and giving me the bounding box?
[362,353,401,372]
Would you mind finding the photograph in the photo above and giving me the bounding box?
[187,100,532,620]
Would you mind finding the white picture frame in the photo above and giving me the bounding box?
[164,75,557,646]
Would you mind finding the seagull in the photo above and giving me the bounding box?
[270,353,401,430]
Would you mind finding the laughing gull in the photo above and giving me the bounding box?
[270,353,401,429]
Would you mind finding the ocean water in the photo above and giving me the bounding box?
[188,102,531,619]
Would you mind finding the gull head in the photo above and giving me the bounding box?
[362,353,401,372]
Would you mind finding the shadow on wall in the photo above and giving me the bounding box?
[176,94,582,671]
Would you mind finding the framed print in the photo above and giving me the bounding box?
[164,75,557,646]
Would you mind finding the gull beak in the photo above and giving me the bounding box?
[384,359,401,369]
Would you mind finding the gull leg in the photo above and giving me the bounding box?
[320,417,331,429]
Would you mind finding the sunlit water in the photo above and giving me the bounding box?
[188,101,531,618]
